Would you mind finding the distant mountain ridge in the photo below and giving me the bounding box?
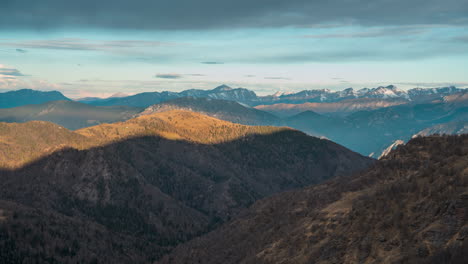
[266,85,465,105]
[2,85,465,110]
[80,85,257,107]
[0,89,70,108]
[78,84,467,108]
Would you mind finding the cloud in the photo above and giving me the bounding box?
[453,35,468,42]
[0,0,467,30]
[186,74,206,76]
[302,26,429,39]
[0,67,26,77]
[155,74,183,79]
[264,77,291,80]
[237,43,468,63]
[0,38,180,52]
[394,82,468,88]
[201,62,224,64]
[155,73,206,79]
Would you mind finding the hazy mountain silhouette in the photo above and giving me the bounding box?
[0,89,70,108]
[0,100,143,130]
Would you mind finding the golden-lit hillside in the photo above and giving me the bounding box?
[0,110,288,168]
[78,110,287,144]
[0,121,91,168]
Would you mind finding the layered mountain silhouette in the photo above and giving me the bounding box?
[0,100,143,130]
[283,92,468,156]
[77,85,466,108]
[2,86,465,111]
[159,134,468,264]
[0,89,70,108]
[1,86,465,158]
[0,110,372,263]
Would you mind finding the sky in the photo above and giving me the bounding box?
[1,0,468,98]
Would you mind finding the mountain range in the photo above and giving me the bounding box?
[2,85,466,110]
[79,85,257,107]
[79,84,467,108]
[1,86,466,158]
[0,110,372,263]
[159,134,468,264]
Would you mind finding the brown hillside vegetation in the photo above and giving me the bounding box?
[0,110,372,263]
[77,110,286,144]
[0,121,90,169]
[0,110,286,168]
[159,135,468,264]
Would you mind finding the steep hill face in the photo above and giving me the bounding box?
[0,100,143,130]
[160,135,468,264]
[0,89,70,108]
[139,97,280,125]
[0,110,373,263]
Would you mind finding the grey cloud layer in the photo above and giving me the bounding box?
[0,39,178,51]
[264,77,291,80]
[1,0,467,30]
[155,73,206,79]
[155,74,183,79]
[302,26,430,39]
[0,67,25,77]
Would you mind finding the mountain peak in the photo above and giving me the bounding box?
[212,84,232,91]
